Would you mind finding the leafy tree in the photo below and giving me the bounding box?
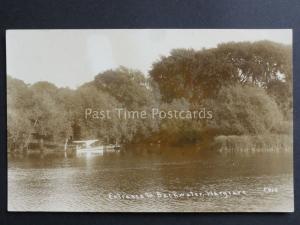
[217,40,292,86]
[150,41,292,103]
[7,76,33,149]
[94,67,157,109]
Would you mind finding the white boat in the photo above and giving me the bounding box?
[72,140,103,153]
[71,139,120,154]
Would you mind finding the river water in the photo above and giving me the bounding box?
[8,146,294,212]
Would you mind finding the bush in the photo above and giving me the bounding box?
[207,84,284,135]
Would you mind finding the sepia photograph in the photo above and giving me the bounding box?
[6,29,293,212]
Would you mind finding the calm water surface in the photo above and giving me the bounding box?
[8,146,293,212]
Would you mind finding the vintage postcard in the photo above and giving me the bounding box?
[6,29,293,212]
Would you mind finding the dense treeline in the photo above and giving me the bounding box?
[7,41,292,151]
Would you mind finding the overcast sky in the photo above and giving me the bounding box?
[6,29,292,89]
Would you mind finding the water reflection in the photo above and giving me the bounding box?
[8,147,293,212]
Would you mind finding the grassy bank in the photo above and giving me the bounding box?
[214,134,292,153]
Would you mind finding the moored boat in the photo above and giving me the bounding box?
[65,139,120,155]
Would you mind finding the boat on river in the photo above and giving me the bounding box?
[66,139,120,155]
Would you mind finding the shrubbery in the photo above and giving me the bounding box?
[214,134,292,153]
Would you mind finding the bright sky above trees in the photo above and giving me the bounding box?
[6,29,292,88]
